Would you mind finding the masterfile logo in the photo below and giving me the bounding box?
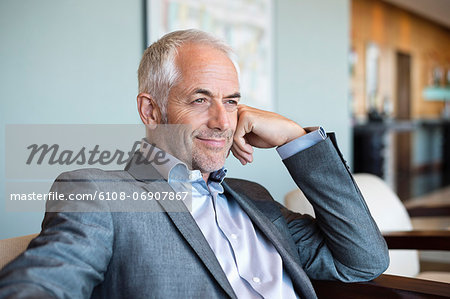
[5,124,191,179]
[4,124,193,213]
[6,124,145,179]
[25,141,143,166]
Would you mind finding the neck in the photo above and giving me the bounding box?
[202,172,210,184]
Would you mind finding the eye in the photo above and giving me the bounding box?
[225,99,238,105]
[192,98,207,104]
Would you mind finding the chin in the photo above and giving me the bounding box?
[195,162,225,174]
[192,154,226,173]
[191,145,230,172]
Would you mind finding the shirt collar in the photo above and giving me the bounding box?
[139,139,227,184]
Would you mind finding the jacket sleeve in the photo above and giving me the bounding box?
[0,170,114,299]
[280,134,389,282]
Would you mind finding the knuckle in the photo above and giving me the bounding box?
[239,110,249,118]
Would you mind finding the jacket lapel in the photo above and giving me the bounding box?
[222,179,318,299]
[125,152,237,299]
[156,197,237,299]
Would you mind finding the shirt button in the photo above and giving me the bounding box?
[188,174,194,180]
[252,277,261,283]
[230,234,238,239]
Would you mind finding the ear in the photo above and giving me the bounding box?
[137,93,162,125]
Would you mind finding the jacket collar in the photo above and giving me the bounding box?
[124,151,166,182]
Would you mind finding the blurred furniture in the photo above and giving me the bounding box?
[422,85,450,177]
[420,119,450,185]
[353,123,387,177]
[0,233,38,269]
[353,121,416,179]
[442,120,450,183]
[405,185,450,229]
[353,119,450,190]
[404,186,450,273]
[284,173,450,283]
[312,274,450,298]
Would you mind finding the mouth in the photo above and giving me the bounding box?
[195,137,227,148]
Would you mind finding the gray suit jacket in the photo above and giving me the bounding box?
[0,136,389,299]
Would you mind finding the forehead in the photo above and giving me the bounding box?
[174,43,239,91]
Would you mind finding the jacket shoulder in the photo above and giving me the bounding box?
[224,178,274,202]
[55,168,133,182]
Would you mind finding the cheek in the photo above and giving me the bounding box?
[229,112,238,130]
[168,106,208,128]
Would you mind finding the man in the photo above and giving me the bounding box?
[0,29,388,298]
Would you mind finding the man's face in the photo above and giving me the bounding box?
[166,43,240,173]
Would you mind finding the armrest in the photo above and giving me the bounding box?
[312,274,450,298]
[382,230,450,250]
[407,205,450,217]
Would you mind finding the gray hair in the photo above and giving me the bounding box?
[138,29,240,123]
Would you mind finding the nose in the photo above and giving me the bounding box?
[207,101,230,131]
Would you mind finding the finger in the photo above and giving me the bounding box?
[244,132,274,148]
[231,150,252,165]
[231,145,253,164]
[230,147,247,165]
[231,143,252,163]
[234,109,254,154]
[233,124,252,154]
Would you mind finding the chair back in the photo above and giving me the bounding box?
[0,233,38,269]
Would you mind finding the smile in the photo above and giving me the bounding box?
[195,137,227,148]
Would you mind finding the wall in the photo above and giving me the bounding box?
[228,0,350,202]
[276,0,350,157]
[1,0,351,239]
[0,0,143,239]
[351,0,450,119]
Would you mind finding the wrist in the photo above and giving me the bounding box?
[285,124,307,144]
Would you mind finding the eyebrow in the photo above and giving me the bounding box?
[193,88,241,99]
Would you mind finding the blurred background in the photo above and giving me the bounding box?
[1,0,449,279]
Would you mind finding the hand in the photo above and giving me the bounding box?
[231,105,306,165]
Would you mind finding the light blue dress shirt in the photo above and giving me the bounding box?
[276,127,327,159]
[140,127,326,298]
